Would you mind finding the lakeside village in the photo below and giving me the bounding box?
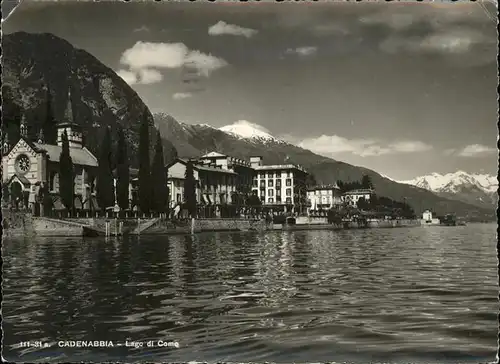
[2,96,455,236]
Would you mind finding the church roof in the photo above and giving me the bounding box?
[33,143,98,167]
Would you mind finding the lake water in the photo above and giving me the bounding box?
[2,224,498,363]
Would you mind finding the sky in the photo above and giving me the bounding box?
[2,0,498,180]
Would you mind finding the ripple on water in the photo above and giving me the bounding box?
[2,226,498,363]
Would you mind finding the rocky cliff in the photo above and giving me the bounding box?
[1,31,176,166]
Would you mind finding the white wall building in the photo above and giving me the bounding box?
[250,156,309,213]
[166,158,238,216]
[307,185,342,212]
[341,189,373,208]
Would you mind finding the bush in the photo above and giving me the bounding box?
[273,214,287,224]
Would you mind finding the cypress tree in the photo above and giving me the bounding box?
[44,86,57,144]
[96,127,115,211]
[138,112,151,213]
[59,130,74,212]
[116,127,130,210]
[183,160,197,217]
[151,131,169,213]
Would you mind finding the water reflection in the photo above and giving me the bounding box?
[2,224,498,363]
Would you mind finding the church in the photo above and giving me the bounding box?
[2,94,99,212]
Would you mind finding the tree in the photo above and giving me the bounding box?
[357,197,370,210]
[96,127,115,211]
[138,112,151,213]
[59,130,74,212]
[116,127,130,210]
[43,86,58,144]
[2,183,10,204]
[361,174,373,189]
[306,173,317,188]
[163,140,178,166]
[183,160,197,217]
[151,130,169,213]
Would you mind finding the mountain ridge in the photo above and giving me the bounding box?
[154,113,496,220]
[2,31,177,167]
[398,171,498,209]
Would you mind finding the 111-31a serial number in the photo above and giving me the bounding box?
[19,341,51,348]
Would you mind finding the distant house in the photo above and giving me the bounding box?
[307,184,342,212]
[250,155,309,214]
[2,92,98,212]
[341,189,374,208]
[421,209,440,225]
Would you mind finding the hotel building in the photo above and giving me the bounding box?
[250,156,309,214]
[166,156,238,217]
[307,184,343,212]
[341,188,374,207]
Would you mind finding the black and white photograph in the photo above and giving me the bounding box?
[1,0,498,362]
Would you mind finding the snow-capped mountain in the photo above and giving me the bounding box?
[399,171,498,208]
[218,120,287,144]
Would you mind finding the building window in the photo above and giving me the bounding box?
[268,189,274,197]
[252,178,258,187]
[268,179,273,187]
[286,197,292,204]
[286,179,291,186]
[260,172,265,178]
[260,180,265,188]
[267,171,273,178]
[176,193,181,203]
[276,180,281,187]
[286,188,292,196]
[268,198,274,204]
[276,189,281,196]
[276,196,282,203]
[49,171,58,191]
[276,171,281,177]
[260,195,265,202]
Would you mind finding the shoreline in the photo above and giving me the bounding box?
[2,211,422,238]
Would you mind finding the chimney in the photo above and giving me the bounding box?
[250,156,263,168]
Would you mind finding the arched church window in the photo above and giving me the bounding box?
[49,171,59,192]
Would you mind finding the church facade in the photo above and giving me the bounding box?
[2,97,99,211]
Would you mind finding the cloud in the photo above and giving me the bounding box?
[119,41,228,79]
[285,46,318,56]
[380,28,494,55]
[172,92,193,100]
[208,21,258,38]
[117,69,138,85]
[295,134,432,157]
[116,68,163,85]
[133,25,149,33]
[457,144,496,157]
[359,4,496,66]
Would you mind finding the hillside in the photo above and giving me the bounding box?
[155,113,496,220]
[1,32,177,167]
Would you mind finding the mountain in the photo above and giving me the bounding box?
[1,32,177,167]
[219,120,287,145]
[398,171,498,209]
[155,113,496,221]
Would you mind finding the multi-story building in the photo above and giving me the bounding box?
[166,157,238,217]
[307,184,342,212]
[341,188,374,207]
[250,156,309,214]
[198,152,254,195]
